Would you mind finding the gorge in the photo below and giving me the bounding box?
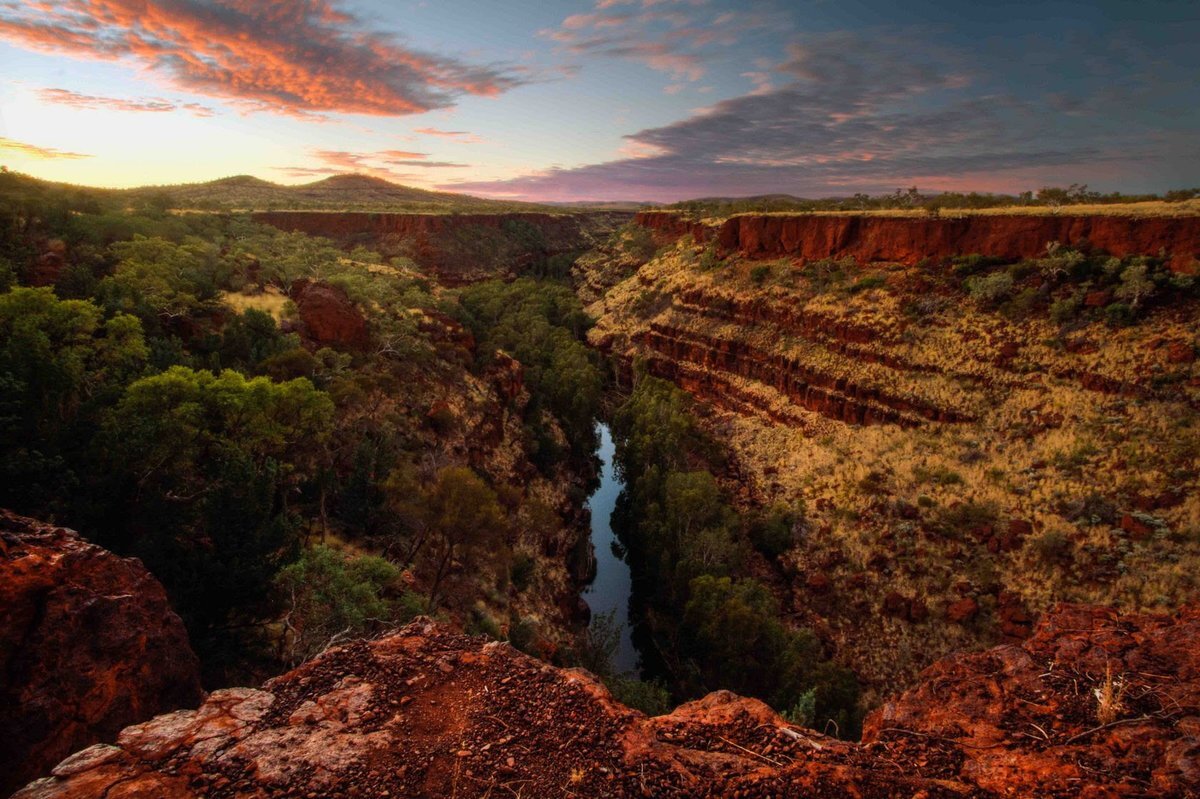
[4,173,1200,797]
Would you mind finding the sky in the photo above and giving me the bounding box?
[0,0,1197,202]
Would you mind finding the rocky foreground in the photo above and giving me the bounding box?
[15,604,1199,798]
[1,510,203,796]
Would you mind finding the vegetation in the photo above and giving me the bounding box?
[611,371,860,734]
[0,171,602,686]
[663,184,1200,218]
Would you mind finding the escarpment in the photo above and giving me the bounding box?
[0,510,204,797]
[636,210,1200,271]
[255,211,630,284]
[17,605,1200,798]
[583,222,1200,695]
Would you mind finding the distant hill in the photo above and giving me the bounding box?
[113,173,562,212]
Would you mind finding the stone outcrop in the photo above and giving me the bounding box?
[256,211,630,284]
[288,278,369,350]
[635,211,1200,271]
[17,605,1200,798]
[0,510,203,797]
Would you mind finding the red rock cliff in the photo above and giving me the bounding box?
[0,510,203,797]
[17,604,1200,798]
[635,211,1200,271]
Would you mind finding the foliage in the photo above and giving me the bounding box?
[94,366,334,639]
[276,545,411,664]
[0,287,146,512]
[610,371,858,734]
[458,278,602,454]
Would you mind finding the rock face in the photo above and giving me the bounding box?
[0,510,203,797]
[256,211,630,284]
[635,211,1200,271]
[18,605,1200,798]
[288,278,369,350]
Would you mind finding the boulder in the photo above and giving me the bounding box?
[0,509,203,796]
[289,278,369,349]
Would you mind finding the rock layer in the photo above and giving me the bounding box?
[636,211,1200,271]
[0,509,203,797]
[17,605,1200,798]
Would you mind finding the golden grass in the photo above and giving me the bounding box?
[221,287,290,320]
[586,234,1200,689]
[647,198,1200,225]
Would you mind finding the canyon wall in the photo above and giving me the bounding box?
[636,211,1200,271]
[0,510,203,796]
[16,605,1200,798]
[255,210,630,283]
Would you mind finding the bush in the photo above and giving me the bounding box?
[1049,293,1082,324]
[510,551,536,592]
[609,676,672,715]
[964,272,1013,305]
[750,264,772,285]
[847,275,886,294]
[1032,529,1072,565]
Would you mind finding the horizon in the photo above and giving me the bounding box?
[1,1,1198,203]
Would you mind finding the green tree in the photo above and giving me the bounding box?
[275,545,413,664]
[420,466,506,608]
[95,366,334,642]
[0,287,146,512]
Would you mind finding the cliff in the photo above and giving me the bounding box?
[582,228,1200,696]
[0,510,204,796]
[16,604,1200,798]
[635,211,1200,272]
[254,211,630,284]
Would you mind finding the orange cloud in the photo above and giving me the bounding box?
[0,137,92,160]
[414,127,484,143]
[38,88,215,116]
[0,1,524,119]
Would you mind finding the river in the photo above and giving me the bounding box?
[581,423,640,676]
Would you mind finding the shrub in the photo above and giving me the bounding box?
[750,264,772,285]
[748,502,803,559]
[847,275,887,294]
[1104,302,1134,327]
[1049,293,1082,324]
[510,551,536,592]
[964,272,1013,305]
[608,676,672,716]
[1032,529,1072,565]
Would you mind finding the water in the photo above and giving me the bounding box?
[581,423,640,676]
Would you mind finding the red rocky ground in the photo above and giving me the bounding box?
[16,604,1199,798]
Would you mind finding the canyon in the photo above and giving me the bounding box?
[254,210,631,284]
[6,195,1200,797]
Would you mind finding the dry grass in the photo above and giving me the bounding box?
[586,234,1200,690]
[221,287,291,320]
[1094,665,1128,725]
[666,199,1200,224]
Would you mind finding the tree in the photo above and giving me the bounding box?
[275,545,412,664]
[1115,263,1156,310]
[95,366,334,641]
[421,466,506,608]
[0,287,146,512]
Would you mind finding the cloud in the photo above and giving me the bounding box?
[446,29,1196,202]
[414,127,484,143]
[38,87,214,116]
[540,0,770,82]
[0,1,524,118]
[277,148,469,181]
[0,136,92,160]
